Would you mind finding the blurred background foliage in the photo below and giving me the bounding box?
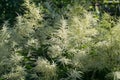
[0,0,120,27]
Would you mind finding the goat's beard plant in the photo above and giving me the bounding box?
[47,5,99,80]
[0,1,120,80]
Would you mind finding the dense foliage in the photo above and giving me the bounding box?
[0,0,120,80]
